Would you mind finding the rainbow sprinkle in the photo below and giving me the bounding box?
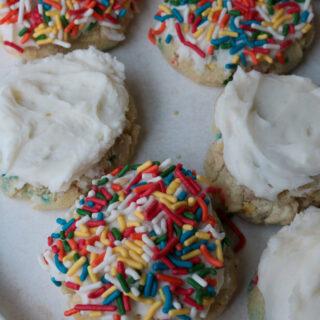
[41,159,232,319]
[149,0,314,81]
[0,0,137,54]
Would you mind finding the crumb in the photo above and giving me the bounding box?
[173,111,179,115]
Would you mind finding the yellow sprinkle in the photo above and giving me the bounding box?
[137,160,153,173]
[139,273,147,286]
[169,308,190,316]
[101,285,117,299]
[65,12,70,19]
[193,27,205,39]
[62,250,76,263]
[134,210,145,221]
[45,10,60,16]
[232,55,240,64]
[90,253,97,265]
[203,297,215,306]
[151,236,157,241]
[73,275,82,285]
[33,27,53,38]
[67,256,86,276]
[219,30,239,37]
[195,232,211,240]
[202,7,211,17]
[118,190,125,202]
[257,34,268,40]
[105,0,113,13]
[153,191,177,203]
[134,240,145,247]
[188,197,196,207]
[0,4,4,8]
[184,235,197,247]
[271,8,284,23]
[158,4,171,14]
[217,0,223,7]
[110,266,117,277]
[127,221,142,227]
[74,231,90,238]
[159,288,165,302]
[143,300,163,320]
[166,179,180,195]
[215,239,224,263]
[73,213,81,219]
[117,257,144,270]
[184,24,190,33]
[88,265,99,282]
[125,292,154,305]
[302,23,312,34]
[257,53,273,64]
[113,246,129,258]
[66,0,73,10]
[117,215,126,232]
[261,21,272,27]
[129,250,148,268]
[181,249,201,260]
[273,14,293,30]
[63,31,68,42]
[89,311,102,318]
[182,224,194,231]
[78,23,85,31]
[206,23,216,42]
[89,227,98,234]
[34,23,46,32]
[196,175,212,185]
[79,224,89,233]
[171,201,187,210]
[125,240,144,255]
[100,228,110,246]
[190,5,197,13]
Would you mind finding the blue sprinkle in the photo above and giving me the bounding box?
[152,262,169,271]
[211,36,230,45]
[151,278,158,297]
[62,218,75,231]
[196,207,202,222]
[79,199,85,205]
[240,52,247,67]
[253,40,267,47]
[206,243,217,251]
[160,241,167,250]
[163,286,173,313]
[168,254,193,268]
[101,0,109,6]
[103,290,121,305]
[150,230,156,237]
[56,218,66,225]
[180,230,196,243]
[97,212,104,220]
[171,8,183,23]
[154,14,174,22]
[101,275,112,284]
[301,11,309,23]
[164,173,174,186]
[118,8,126,18]
[198,16,208,26]
[225,63,238,69]
[165,34,173,44]
[54,254,67,274]
[80,262,89,281]
[87,201,94,207]
[208,286,217,297]
[195,2,211,16]
[240,20,261,25]
[178,191,187,201]
[175,249,182,257]
[182,240,208,255]
[40,0,51,10]
[51,233,60,239]
[216,132,222,140]
[51,277,62,287]
[144,273,154,298]
[229,42,245,55]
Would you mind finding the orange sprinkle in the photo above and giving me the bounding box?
[208,216,216,228]
[243,49,258,65]
[20,32,30,44]
[132,183,152,194]
[111,183,123,192]
[84,0,96,9]
[56,239,65,262]
[86,235,100,246]
[151,21,166,35]
[200,244,224,268]
[64,20,76,33]
[197,197,208,223]
[143,164,159,174]
[277,52,285,64]
[0,9,18,25]
[42,0,62,9]
[64,308,79,317]
[175,243,183,251]
[80,245,88,256]
[220,13,230,28]
[113,315,121,320]
[111,167,122,176]
[130,232,145,240]
[156,274,184,286]
[68,239,78,251]
[148,29,156,44]
[71,25,78,37]
[208,45,214,55]
[212,11,221,23]
[92,10,104,21]
[91,252,106,267]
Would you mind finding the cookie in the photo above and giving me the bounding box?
[205,69,320,224]
[0,0,137,60]
[248,207,320,320]
[149,0,314,86]
[0,47,139,210]
[40,159,238,319]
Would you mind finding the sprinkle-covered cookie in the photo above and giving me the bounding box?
[40,159,238,319]
[149,0,314,86]
[0,0,138,59]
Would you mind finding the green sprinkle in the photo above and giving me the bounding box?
[93,6,103,15]
[198,268,217,278]
[153,161,161,166]
[155,234,167,244]
[86,21,97,31]
[73,253,80,262]
[61,15,68,27]
[188,263,205,274]
[173,223,182,237]
[195,289,211,305]
[128,276,136,284]
[67,231,74,239]
[63,240,71,252]
[95,192,107,200]
[268,7,274,15]
[76,208,91,216]
[186,277,202,290]
[229,10,241,16]
[116,273,130,293]
[138,284,144,294]
[293,12,300,25]
[116,296,126,315]
[282,24,289,36]
[250,30,260,42]
[59,230,66,240]
[108,193,119,206]
[160,165,176,178]
[224,236,232,247]
[221,43,232,49]
[35,34,47,41]
[111,227,122,240]
[183,212,196,220]
[97,177,108,186]
[118,164,130,177]
[18,27,28,37]
[130,164,141,170]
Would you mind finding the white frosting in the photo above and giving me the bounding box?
[0,47,129,192]
[215,68,320,201]
[258,207,320,320]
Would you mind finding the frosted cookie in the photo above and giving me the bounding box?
[0,47,139,210]
[248,207,320,320]
[149,0,314,86]
[0,0,137,60]
[40,160,238,319]
[205,68,320,225]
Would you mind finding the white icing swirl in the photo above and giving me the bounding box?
[0,47,129,192]
[258,207,320,320]
[215,68,320,201]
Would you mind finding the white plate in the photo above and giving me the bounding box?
[1,1,320,319]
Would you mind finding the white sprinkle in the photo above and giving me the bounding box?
[94,241,104,249]
[173,301,181,309]
[18,0,24,23]
[88,190,96,197]
[135,226,147,233]
[200,306,210,318]
[160,219,167,233]
[190,307,197,318]
[76,216,90,227]
[131,287,140,297]
[263,44,280,50]
[192,274,208,287]
[79,282,102,293]
[84,8,94,17]
[86,245,104,254]
[307,11,314,23]
[96,225,105,236]
[304,0,311,11]
[142,234,155,248]
[136,197,147,205]
[142,245,153,257]
[159,158,172,171]
[142,254,151,263]
[153,223,162,235]
[125,268,140,280]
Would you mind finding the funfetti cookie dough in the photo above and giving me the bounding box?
[0,0,138,60]
[149,0,314,86]
[0,47,139,210]
[248,207,320,320]
[205,68,320,224]
[40,159,238,320]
